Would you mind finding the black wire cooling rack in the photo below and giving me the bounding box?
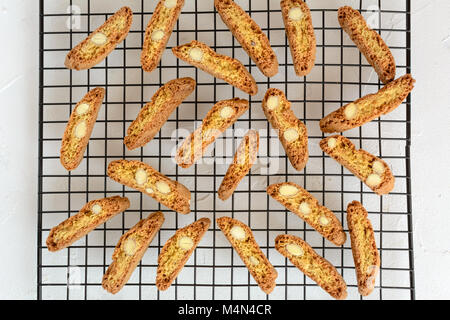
[38,0,415,300]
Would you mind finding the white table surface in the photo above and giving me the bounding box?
[0,0,448,300]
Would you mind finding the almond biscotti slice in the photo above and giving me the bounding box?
[124,77,195,150]
[267,182,346,246]
[141,0,185,73]
[214,0,278,77]
[107,160,191,214]
[60,87,105,171]
[275,234,347,300]
[46,196,130,252]
[338,6,395,84]
[176,98,249,168]
[262,88,308,171]
[320,135,395,195]
[156,218,210,290]
[218,130,259,201]
[319,74,415,133]
[102,211,165,294]
[280,0,316,76]
[172,40,257,95]
[217,217,278,294]
[65,7,133,70]
[347,201,380,296]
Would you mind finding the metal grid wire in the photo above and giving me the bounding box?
[38,0,414,300]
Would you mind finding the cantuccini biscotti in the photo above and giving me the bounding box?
[46,196,130,252]
[102,211,165,294]
[124,77,195,150]
[172,40,258,95]
[65,7,133,70]
[156,218,210,290]
[60,87,105,171]
[214,0,278,77]
[141,0,185,73]
[280,0,316,76]
[275,234,347,300]
[262,88,308,171]
[319,74,415,133]
[176,98,249,168]
[347,201,380,296]
[338,6,395,84]
[218,130,259,201]
[320,135,395,195]
[267,182,346,246]
[107,160,191,214]
[217,216,278,294]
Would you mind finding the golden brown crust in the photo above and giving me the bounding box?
[175,98,249,168]
[124,78,195,150]
[172,40,258,95]
[217,216,278,294]
[46,196,130,252]
[267,182,346,246]
[214,0,278,77]
[280,0,316,76]
[65,7,133,70]
[218,130,259,201]
[107,160,191,214]
[320,135,395,195]
[60,88,105,171]
[102,212,165,294]
[262,88,308,171]
[319,74,415,133]
[338,6,395,84]
[346,201,380,296]
[156,218,211,290]
[141,0,185,73]
[275,234,347,300]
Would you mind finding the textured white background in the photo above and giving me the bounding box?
[0,0,448,299]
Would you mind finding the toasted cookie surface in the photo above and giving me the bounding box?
[275,234,347,299]
[65,7,133,70]
[102,212,165,294]
[172,40,258,95]
[107,160,191,214]
[347,201,380,296]
[46,196,130,252]
[156,218,210,290]
[141,0,185,72]
[319,74,415,133]
[176,98,249,168]
[218,130,259,201]
[262,88,308,171]
[124,77,195,150]
[60,87,105,171]
[217,216,277,294]
[280,0,316,76]
[215,0,278,77]
[338,6,395,84]
[267,182,346,246]
[320,135,395,195]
